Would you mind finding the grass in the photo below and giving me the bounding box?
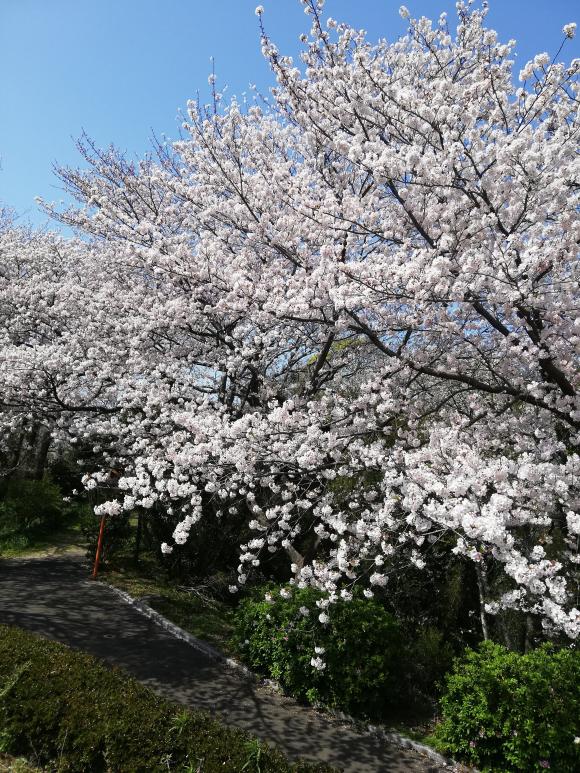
[100,559,236,657]
[0,509,87,560]
[387,722,439,749]
[0,755,40,773]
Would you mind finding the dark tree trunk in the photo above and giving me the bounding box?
[133,511,143,564]
[31,426,51,480]
[475,565,490,641]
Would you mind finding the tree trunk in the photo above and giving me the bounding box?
[31,425,51,480]
[7,428,27,480]
[133,511,143,564]
[524,614,536,653]
[475,565,490,641]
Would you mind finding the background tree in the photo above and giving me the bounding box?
[1,1,577,641]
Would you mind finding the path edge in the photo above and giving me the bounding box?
[101,582,254,677]
[103,580,462,770]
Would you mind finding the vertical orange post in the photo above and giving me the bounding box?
[92,515,107,579]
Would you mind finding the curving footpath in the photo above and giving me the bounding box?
[0,557,451,773]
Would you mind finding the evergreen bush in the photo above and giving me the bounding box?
[434,641,580,772]
[0,625,333,773]
[233,585,403,719]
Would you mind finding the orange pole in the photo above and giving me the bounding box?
[92,515,107,579]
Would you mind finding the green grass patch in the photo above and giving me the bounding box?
[0,624,335,773]
[387,723,439,749]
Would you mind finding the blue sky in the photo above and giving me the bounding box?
[1,0,578,228]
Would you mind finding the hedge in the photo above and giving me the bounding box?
[0,625,335,773]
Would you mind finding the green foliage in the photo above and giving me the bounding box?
[381,549,482,655]
[407,626,455,699]
[0,479,65,554]
[79,507,132,563]
[233,585,403,719]
[433,641,580,772]
[0,752,40,772]
[241,738,263,772]
[0,625,334,773]
[0,478,63,529]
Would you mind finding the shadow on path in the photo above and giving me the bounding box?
[0,557,443,773]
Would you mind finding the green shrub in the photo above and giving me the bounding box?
[433,641,580,772]
[407,625,455,699]
[0,625,334,773]
[0,478,63,531]
[0,479,65,554]
[233,585,403,719]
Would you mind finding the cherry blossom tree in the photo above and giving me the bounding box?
[4,1,578,641]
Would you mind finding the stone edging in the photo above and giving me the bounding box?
[100,582,254,677]
[102,580,462,771]
[316,706,457,770]
[362,724,455,770]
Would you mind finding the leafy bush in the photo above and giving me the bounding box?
[0,478,63,530]
[0,625,334,773]
[0,479,65,553]
[433,641,580,772]
[233,585,403,719]
[407,625,455,700]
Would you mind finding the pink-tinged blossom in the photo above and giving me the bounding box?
[2,2,578,640]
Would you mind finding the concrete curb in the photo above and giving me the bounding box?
[368,727,454,770]
[315,708,456,770]
[103,580,463,771]
[100,582,254,677]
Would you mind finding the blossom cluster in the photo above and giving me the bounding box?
[1,2,578,637]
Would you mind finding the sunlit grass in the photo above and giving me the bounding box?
[0,513,86,559]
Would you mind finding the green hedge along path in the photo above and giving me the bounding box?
[0,556,444,773]
[0,625,333,773]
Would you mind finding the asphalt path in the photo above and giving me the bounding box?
[0,556,446,772]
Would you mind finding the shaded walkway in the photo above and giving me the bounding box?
[0,557,445,772]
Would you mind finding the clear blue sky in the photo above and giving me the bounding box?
[1,0,578,228]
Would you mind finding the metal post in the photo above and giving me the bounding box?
[92,515,107,579]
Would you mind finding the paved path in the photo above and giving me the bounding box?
[0,557,446,773]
